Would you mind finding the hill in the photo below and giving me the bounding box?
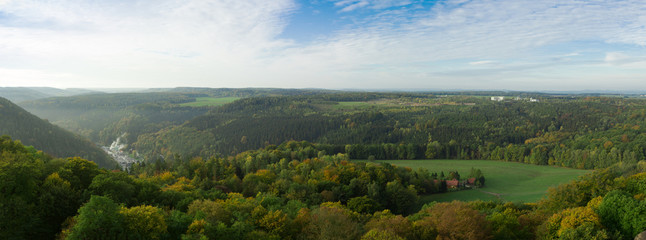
[130,92,646,172]
[0,87,99,102]
[18,88,336,145]
[17,89,646,171]
[2,135,644,239]
[0,97,116,168]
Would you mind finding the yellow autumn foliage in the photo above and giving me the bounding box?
[163,176,194,192]
[546,206,602,237]
[120,205,167,240]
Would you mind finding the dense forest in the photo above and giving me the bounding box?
[19,88,332,145]
[1,135,644,239]
[0,97,115,168]
[20,89,646,170]
[3,89,646,239]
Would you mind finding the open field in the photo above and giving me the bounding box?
[333,99,478,111]
[334,101,374,109]
[364,159,591,203]
[179,97,241,107]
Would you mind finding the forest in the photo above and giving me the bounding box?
[0,97,115,167]
[20,89,646,170]
[2,89,646,239]
[1,135,645,239]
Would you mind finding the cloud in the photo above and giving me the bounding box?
[333,0,416,12]
[0,68,81,88]
[1,0,646,90]
[469,61,496,66]
[262,0,646,89]
[0,0,295,86]
[335,0,368,12]
[605,52,632,65]
[604,52,646,70]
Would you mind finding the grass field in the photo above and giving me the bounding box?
[179,97,241,107]
[334,101,373,109]
[365,159,590,203]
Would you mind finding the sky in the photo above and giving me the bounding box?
[1,0,646,91]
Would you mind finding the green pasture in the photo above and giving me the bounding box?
[179,97,241,107]
[333,101,373,109]
[366,159,590,203]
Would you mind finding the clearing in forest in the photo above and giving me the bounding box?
[179,97,241,107]
[369,159,590,203]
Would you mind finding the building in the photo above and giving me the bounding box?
[466,178,476,186]
[491,96,504,101]
[446,179,460,189]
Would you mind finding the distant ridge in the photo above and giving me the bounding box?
[0,97,117,168]
[0,87,101,103]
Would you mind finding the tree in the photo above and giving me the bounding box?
[59,157,102,191]
[385,181,418,214]
[304,205,362,240]
[365,210,413,239]
[121,205,168,240]
[37,173,82,238]
[529,145,548,165]
[597,190,646,239]
[418,201,492,240]
[187,199,233,226]
[361,229,405,240]
[88,171,138,205]
[256,209,289,238]
[468,168,485,187]
[348,196,382,214]
[0,147,44,239]
[66,195,126,239]
[541,206,605,239]
[487,208,531,240]
[425,141,442,159]
[448,171,460,180]
[166,210,193,240]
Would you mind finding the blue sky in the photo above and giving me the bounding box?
[0,0,645,91]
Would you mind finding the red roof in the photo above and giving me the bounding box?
[467,178,476,184]
[446,179,459,188]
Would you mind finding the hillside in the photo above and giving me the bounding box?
[18,88,336,145]
[0,87,99,102]
[17,89,646,171]
[1,135,644,239]
[0,97,116,168]
[133,93,646,171]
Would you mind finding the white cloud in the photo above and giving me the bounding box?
[469,61,495,66]
[335,0,368,12]
[604,52,646,69]
[332,0,415,12]
[1,0,646,90]
[0,0,296,87]
[605,52,632,65]
[0,68,82,88]
[262,0,646,90]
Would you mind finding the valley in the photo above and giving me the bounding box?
[1,88,645,239]
[3,1,645,238]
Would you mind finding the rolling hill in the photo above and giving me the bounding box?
[0,97,117,168]
[0,87,100,102]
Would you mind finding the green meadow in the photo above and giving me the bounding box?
[334,101,373,109]
[367,159,590,203]
[179,97,241,107]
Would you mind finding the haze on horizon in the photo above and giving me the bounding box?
[1,0,646,91]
